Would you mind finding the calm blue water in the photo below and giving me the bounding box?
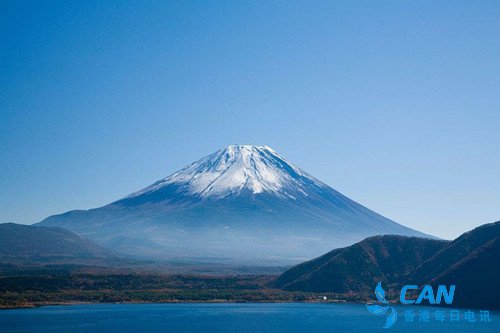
[0,303,498,333]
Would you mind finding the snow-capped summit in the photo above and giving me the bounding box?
[127,145,320,200]
[38,145,433,265]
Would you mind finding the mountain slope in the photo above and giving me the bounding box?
[276,221,500,309]
[38,145,431,264]
[0,223,113,265]
[275,235,446,293]
[415,221,500,309]
[412,221,500,283]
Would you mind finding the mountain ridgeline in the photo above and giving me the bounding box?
[37,145,431,265]
[275,221,500,309]
[0,223,114,267]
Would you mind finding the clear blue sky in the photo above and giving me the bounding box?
[1,1,499,239]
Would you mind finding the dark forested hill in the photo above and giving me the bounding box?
[276,221,500,309]
[275,235,446,293]
[415,221,500,309]
[412,221,500,283]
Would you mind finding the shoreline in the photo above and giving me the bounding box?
[0,299,361,310]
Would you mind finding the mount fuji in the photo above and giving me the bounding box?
[38,145,432,265]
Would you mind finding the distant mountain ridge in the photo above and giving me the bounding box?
[275,221,500,309]
[38,145,432,264]
[0,223,114,267]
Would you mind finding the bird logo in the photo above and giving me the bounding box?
[366,282,398,328]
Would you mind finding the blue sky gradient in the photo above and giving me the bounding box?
[1,1,499,238]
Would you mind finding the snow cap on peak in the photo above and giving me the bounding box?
[127,144,323,200]
[225,144,274,152]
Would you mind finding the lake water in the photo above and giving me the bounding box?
[0,303,498,333]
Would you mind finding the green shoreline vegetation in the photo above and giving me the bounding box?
[0,273,367,309]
